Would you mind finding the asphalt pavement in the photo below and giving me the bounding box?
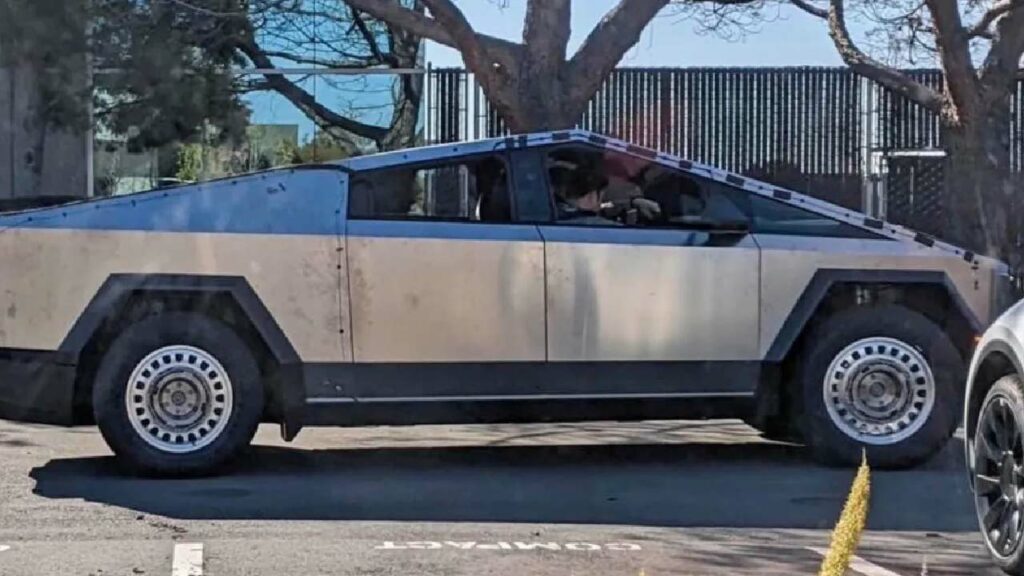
[0,418,1003,575]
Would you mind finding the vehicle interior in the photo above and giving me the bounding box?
[545,146,748,229]
[348,155,513,223]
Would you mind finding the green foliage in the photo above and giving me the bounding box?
[175,144,204,182]
[274,140,304,167]
[92,0,250,149]
[294,133,358,164]
[0,0,250,147]
[2,0,419,170]
[274,133,359,166]
[0,0,91,132]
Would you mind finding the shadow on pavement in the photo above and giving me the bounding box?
[30,438,977,531]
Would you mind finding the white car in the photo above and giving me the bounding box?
[966,297,1024,574]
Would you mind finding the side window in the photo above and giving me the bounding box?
[349,155,512,223]
[748,195,884,239]
[543,145,747,228]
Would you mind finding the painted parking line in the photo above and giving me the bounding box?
[807,547,903,576]
[374,541,644,552]
[0,545,9,553]
[172,543,204,576]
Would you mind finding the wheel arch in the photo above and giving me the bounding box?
[61,274,304,438]
[754,269,980,432]
[766,269,982,363]
[965,339,1023,448]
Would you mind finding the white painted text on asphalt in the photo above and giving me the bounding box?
[375,541,642,551]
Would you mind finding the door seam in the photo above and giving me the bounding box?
[539,225,550,362]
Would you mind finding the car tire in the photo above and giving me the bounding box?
[798,304,962,469]
[92,312,264,476]
[757,415,802,443]
[973,375,1024,575]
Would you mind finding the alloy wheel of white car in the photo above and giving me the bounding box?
[975,390,1024,561]
[125,345,234,453]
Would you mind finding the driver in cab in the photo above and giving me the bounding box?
[553,166,621,226]
[552,160,662,226]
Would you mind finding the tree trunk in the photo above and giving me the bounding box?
[942,103,1020,268]
[497,66,579,133]
[518,80,577,132]
[0,60,89,199]
[379,24,425,151]
[0,60,47,199]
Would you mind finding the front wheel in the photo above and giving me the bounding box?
[973,375,1024,575]
[798,305,962,469]
[92,312,264,476]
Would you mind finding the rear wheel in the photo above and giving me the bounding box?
[973,375,1024,575]
[92,312,264,476]
[798,305,962,469]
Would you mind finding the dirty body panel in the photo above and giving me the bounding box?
[345,220,546,364]
[540,228,761,362]
[0,131,1008,438]
[0,168,348,424]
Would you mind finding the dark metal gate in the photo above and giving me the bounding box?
[884,152,947,238]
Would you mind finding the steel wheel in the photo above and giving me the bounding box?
[976,394,1024,559]
[125,345,234,454]
[823,337,936,446]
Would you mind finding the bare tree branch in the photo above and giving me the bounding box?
[980,0,1024,89]
[415,0,522,120]
[380,1,425,150]
[968,0,1024,39]
[789,0,827,19]
[342,0,454,46]
[418,0,495,71]
[925,0,980,115]
[350,9,391,65]
[152,0,247,18]
[341,0,520,69]
[567,0,670,109]
[824,0,945,113]
[251,48,373,68]
[234,32,388,142]
[340,0,767,131]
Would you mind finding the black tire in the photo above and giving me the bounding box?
[973,375,1024,575]
[798,304,963,469]
[757,415,802,443]
[92,312,264,476]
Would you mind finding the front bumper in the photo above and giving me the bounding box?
[0,350,76,425]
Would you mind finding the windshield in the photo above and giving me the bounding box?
[0,1,1020,575]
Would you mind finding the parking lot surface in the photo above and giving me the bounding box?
[0,419,1001,575]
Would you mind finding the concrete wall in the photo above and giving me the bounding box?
[0,64,89,199]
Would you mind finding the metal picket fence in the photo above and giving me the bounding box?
[424,66,1024,218]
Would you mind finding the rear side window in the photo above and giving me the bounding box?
[748,195,884,239]
[348,154,512,223]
